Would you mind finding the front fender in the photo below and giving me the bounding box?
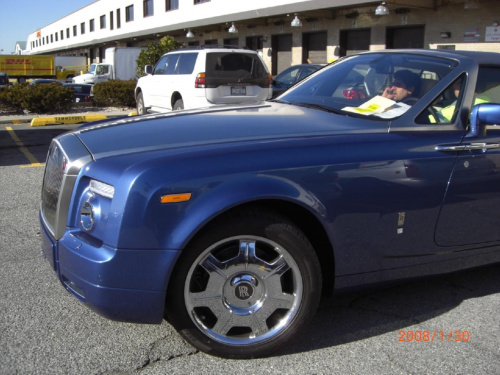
[115,171,327,251]
[164,173,327,250]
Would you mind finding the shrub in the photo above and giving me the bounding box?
[136,36,182,77]
[93,79,136,107]
[0,83,73,113]
[23,83,74,113]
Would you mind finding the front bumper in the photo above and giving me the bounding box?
[40,211,181,323]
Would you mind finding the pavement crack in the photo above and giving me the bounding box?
[135,336,199,372]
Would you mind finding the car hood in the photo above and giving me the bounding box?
[75,102,385,160]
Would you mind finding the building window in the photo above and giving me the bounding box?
[55,33,58,42]
[110,11,114,30]
[194,0,210,3]
[100,14,106,29]
[73,25,77,37]
[166,0,179,11]
[126,5,134,22]
[50,34,53,43]
[116,9,121,28]
[81,22,85,34]
[90,19,95,32]
[143,0,154,17]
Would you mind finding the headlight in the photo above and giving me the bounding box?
[80,201,95,231]
[89,179,114,199]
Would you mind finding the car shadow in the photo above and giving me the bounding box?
[285,262,500,355]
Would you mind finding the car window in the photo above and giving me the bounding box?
[476,67,500,103]
[206,52,267,79]
[175,53,198,74]
[275,67,300,84]
[153,55,169,75]
[279,53,458,120]
[165,54,180,74]
[297,66,320,81]
[416,75,466,124]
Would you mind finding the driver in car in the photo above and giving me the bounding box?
[381,70,420,104]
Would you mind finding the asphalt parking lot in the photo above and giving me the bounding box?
[1,121,500,374]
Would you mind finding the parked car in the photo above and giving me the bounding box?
[135,45,272,114]
[271,63,324,97]
[29,79,62,85]
[63,83,94,103]
[40,49,500,359]
[0,72,10,88]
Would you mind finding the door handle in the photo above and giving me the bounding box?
[436,143,500,152]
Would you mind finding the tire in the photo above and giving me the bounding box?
[136,92,146,115]
[165,209,322,359]
[173,98,184,111]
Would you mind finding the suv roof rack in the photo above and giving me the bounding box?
[178,45,250,51]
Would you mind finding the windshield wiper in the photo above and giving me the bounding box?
[292,102,343,115]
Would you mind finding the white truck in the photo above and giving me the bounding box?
[73,47,143,84]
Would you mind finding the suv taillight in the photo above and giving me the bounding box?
[268,73,272,86]
[195,73,206,88]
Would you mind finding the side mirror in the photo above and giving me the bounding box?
[145,65,153,75]
[468,103,500,137]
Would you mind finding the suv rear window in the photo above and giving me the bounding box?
[205,52,269,88]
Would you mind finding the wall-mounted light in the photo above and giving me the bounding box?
[186,29,194,38]
[228,22,238,33]
[291,14,302,27]
[440,32,451,38]
[375,2,389,16]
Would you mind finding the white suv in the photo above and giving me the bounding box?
[135,46,272,114]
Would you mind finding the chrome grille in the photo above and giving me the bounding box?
[40,134,93,240]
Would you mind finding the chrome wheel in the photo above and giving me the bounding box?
[166,210,322,358]
[185,236,303,345]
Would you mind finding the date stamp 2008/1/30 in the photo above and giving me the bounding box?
[398,330,470,342]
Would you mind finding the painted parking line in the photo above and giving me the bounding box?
[5,126,44,168]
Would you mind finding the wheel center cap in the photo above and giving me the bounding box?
[234,282,254,300]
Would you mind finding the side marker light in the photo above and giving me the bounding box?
[160,193,192,204]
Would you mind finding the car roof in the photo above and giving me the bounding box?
[356,49,500,66]
[63,83,92,87]
[437,50,500,65]
[166,45,257,55]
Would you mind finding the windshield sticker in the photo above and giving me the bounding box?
[342,95,411,118]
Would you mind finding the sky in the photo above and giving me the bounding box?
[0,0,93,54]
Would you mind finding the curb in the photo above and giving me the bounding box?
[31,114,108,127]
[0,112,137,126]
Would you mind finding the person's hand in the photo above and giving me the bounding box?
[382,86,395,99]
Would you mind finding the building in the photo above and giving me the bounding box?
[25,0,500,74]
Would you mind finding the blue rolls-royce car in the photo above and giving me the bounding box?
[40,49,500,358]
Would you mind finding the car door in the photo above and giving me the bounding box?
[435,66,500,246]
[140,54,169,109]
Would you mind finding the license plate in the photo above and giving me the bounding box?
[231,86,246,96]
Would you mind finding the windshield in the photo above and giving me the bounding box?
[89,64,96,74]
[277,53,458,119]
